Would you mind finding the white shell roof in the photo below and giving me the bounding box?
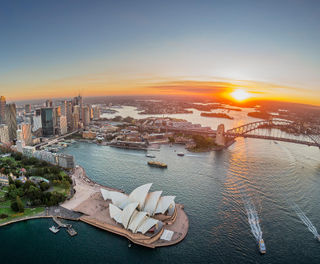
[110,192,129,209]
[100,189,110,200]
[128,211,148,233]
[109,203,123,224]
[155,196,176,214]
[143,191,163,216]
[137,218,159,234]
[128,183,152,210]
[122,202,139,229]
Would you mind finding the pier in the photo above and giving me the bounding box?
[51,217,78,237]
[53,217,67,228]
[66,224,78,236]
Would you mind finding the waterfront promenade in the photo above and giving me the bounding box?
[0,205,82,227]
[0,165,189,248]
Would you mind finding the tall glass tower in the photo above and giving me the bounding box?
[0,96,6,124]
[41,108,56,136]
[5,103,17,141]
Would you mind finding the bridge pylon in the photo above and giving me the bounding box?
[215,124,226,146]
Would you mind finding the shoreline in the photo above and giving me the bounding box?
[0,151,189,248]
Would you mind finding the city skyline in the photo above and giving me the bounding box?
[1,1,320,105]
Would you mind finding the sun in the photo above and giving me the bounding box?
[230,89,251,101]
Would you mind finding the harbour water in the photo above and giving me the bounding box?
[1,108,320,263]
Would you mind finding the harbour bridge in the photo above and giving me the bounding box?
[223,119,320,148]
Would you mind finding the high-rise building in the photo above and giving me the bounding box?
[73,95,83,120]
[5,103,17,141]
[41,108,56,136]
[93,106,100,120]
[66,101,73,132]
[59,115,68,135]
[72,112,79,130]
[0,124,10,144]
[83,106,90,126]
[25,104,31,113]
[0,96,6,124]
[19,123,32,146]
[57,100,67,116]
[32,115,42,132]
[45,99,53,107]
[73,105,80,116]
[88,105,93,120]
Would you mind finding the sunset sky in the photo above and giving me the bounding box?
[1,0,320,105]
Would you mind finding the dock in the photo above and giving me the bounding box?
[53,217,67,228]
[51,217,77,237]
[66,225,78,236]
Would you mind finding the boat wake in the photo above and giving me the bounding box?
[243,198,263,241]
[291,202,319,238]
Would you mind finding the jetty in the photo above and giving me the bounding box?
[66,224,77,236]
[52,217,77,237]
[53,217,67,228]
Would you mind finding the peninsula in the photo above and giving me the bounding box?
[62,166,189,248]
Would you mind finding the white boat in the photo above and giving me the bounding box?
[258,239,266,254]
[177,152,185,157]
[49,226,60,234]
[146,153,156,158]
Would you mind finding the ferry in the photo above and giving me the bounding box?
[177,152,185,157]
[146,153,156,158]
[147,161,167,168]
[258,239,266,254]
[49,226,60,234]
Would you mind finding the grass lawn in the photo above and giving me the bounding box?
[52,186,69,196]
[0,206,44,224]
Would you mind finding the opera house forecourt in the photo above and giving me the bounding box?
[62,166,189,248]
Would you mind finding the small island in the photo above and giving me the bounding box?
[200,112,234,120]
[247,111,271,119]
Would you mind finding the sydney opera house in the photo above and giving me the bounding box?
[62,166,189,248]
[100,183,177,239]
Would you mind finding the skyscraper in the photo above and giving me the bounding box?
[73,95,83,120]
[19,123,32,146]
[25,104,31,113]
[41,108,56,136]
[58,100,67,116]
[58,115,68,135]
[5,103,17,141]
[93,106,100,120]
[45,99,53,107]
[0,96,6,124]
[66,101,73,132]
[72,112,79,131]
[83,106,90,126]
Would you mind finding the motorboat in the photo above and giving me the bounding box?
[258,239,266,254]
[146,153,156,158]
[316,234,320,242]
[177,152,185,157]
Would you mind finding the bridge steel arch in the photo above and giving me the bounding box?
[225,119,320,148]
